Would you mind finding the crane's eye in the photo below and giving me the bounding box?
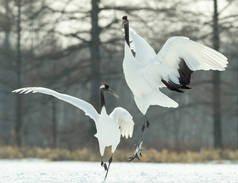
[104,83,109,89]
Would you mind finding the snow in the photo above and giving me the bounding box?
[0,160,238,183]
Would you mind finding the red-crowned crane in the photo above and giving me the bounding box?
[122,16,228,161]
[13,82,134,181]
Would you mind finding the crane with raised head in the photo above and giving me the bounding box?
[122,16,228,161]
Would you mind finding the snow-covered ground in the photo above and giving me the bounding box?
[0,160,238,183]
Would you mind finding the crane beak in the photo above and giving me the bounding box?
[107,88,119,98]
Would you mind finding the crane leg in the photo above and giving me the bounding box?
[101,157,108,171]
[129,115,150,161]
[104,155,113,181]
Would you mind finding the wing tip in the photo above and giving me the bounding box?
[12,88,33,94]
[12,88,23,94]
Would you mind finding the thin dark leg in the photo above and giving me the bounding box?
[104,155,113,181]
[145,115,150,128]
[129,115,150,161]
[101,157,108,171]
[101,156,103,166]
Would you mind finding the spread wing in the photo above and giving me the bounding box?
[12,87,99,122]
[157,36,228,71]
[154,36,228,91]
[110,107,134,138]
[129,28,156,65]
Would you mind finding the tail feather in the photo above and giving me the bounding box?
[134,90,178,115]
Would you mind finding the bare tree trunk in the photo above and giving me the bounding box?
[212,0,222,149]
[173,105,181,151]
[15,0,23,147]
[51,99,58,148]
[237,64,238,148]
[83,0,102,148]
[89,0,101,112]
[3,0,10,49]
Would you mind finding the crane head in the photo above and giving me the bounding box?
[100,82,119,98]
[122,15,128,27]
[122,16,128,20]
[100,82,109,90]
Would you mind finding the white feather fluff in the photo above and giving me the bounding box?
[110,107,134,138]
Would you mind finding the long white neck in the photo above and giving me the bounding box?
[100,106,107,115]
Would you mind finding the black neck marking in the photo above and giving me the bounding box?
[124,20,130,47]
[123,17,136,57]
[100,89,105,111]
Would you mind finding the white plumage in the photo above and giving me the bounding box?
[110,107,134,139]
[123,28,228,115]
[12,87,134,157]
